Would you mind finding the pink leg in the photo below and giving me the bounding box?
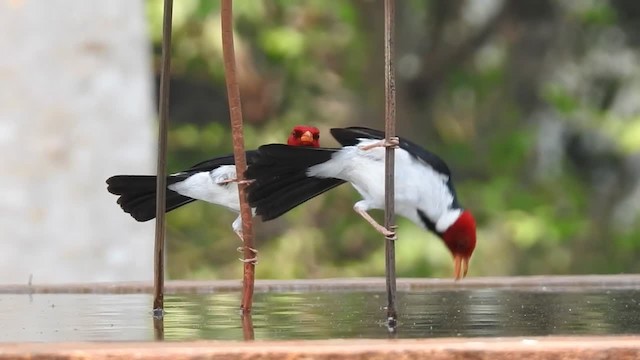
[353,204,397,240]
[358,136,400,151]
[233,218,258,263]
[217,178,255,185]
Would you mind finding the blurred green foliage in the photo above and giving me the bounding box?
[145,0,640,280]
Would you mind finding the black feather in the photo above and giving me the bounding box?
[106,175,195,222]
[245,145,335,179]
[245,144,344,220]
[184,150,258,174]
[330,126,387,146]
[251,177,344,221]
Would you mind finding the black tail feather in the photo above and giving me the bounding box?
[106,175,195,222]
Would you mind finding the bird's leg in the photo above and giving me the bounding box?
[353,201,397,239]
[216,178,255,185]
[359,136,400,151]
[232,216,258,263]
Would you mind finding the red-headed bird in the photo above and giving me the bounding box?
[106,125,320,242]
[245,127,476,279]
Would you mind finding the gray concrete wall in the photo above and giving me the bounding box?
[0,0,155,283]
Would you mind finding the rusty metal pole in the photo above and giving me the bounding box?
[153,0,173,317]
[383,0,398,330]
[220,0,256,313]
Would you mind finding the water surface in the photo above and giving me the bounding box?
[1,288,639,342]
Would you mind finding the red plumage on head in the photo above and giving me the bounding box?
[288,125,320,147]
[442,210,476,279]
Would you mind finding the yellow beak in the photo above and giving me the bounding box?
[453,254,469,281]
[300,130,313,144]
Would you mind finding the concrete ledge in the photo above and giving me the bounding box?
[2,274,640,294]
[1,337,639,359]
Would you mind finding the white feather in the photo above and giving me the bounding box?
[307,139,460,230]
[168,165,241,212]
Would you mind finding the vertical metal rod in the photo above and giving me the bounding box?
[221,0,256,313]
[383,0,398,329]
[153,0,173,316]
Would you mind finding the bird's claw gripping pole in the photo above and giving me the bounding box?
[237,246,258,254]
[353,206,397,239]
[221,0,256,313]
[383,0,398,332]
[238,256,258,264]
[237,245,259,264]
[385,224,399,241]
[358,137,400,151]
[216,178,255,185]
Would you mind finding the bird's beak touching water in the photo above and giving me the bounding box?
[301,130,313,144]
[453,254,469,281]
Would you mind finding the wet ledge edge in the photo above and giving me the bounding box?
[1,336,640,360]
[1,274,639,295]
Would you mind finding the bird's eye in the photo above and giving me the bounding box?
[313,134,320,140]
[294,131,302,137]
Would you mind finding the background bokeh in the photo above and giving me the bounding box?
[147,0,640,280]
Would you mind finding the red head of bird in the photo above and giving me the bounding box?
[441,210,476,280]
[288,125,320,147]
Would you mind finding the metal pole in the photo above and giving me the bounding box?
[221,0,256,313]
[383,0,398,330]
[153,0,173,317]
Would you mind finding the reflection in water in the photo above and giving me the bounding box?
[162,289,640,340]
[242,313,254,341]
[153,317,164,341]
[0,288,639,342]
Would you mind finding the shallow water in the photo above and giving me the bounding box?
[1,288,639,342]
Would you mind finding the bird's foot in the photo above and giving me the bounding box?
[371,222,397,240]
[238,247,258,264]
[386,225,398,240]
[238,256,258,264]
[359,137,400,151]
[216,178,255,185]
[354,205,398,240]
[237,246,258,254]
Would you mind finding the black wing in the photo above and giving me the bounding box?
[250,176,345,221]
[245,145,346,221]
[183,150,259,173]
[165,150,260,183]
